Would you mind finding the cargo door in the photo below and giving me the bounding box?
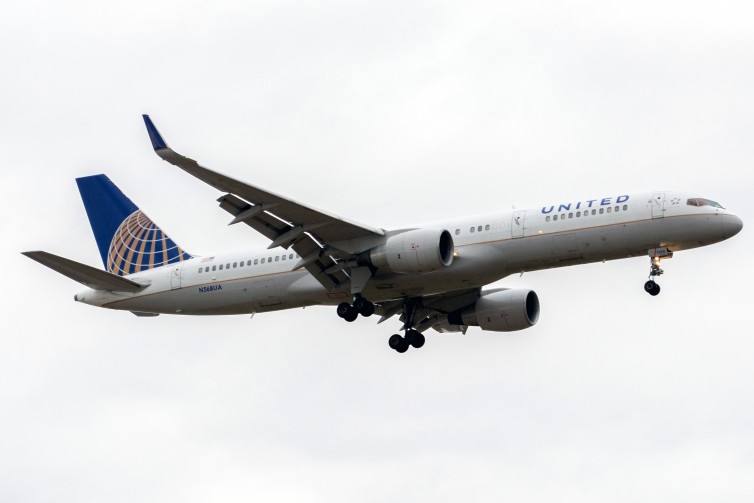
[254,279,281,307]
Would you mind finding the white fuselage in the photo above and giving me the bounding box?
[74,190,742,315]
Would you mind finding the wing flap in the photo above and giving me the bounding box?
[217,193,349,289]
[22,251,145,292]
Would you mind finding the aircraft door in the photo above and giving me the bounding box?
[651,192,666,218]
[170,262,183,289]
[511,210,526,238]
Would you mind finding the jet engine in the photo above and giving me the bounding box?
[447,289,540,332]
[367,229,454,273]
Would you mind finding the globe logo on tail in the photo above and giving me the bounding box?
[107,210,192,276]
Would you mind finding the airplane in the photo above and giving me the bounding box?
[23,115,744,353]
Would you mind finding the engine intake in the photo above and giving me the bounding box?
[368,229,454,273]
[448,289,540,332]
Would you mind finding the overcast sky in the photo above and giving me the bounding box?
[2,1,753,501]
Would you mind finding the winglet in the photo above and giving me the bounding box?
[142,114,169,150]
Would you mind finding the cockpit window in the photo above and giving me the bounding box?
[687,198,724,209]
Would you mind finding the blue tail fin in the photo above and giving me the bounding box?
[76,174,193,276]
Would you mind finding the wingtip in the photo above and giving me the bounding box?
[142,114,169,150]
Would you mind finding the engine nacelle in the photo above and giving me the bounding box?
[448,289,540,332]
[368,229,454,273]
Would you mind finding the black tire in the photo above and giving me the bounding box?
[406,329,425,349]
[343,307,359,322]
[650,283,661,296]
[395,339,410,353]
[644,280,656,294]
[336,302,352,318]
[358,301,375,317]
[388,334,404,349]
[352,296,367,311]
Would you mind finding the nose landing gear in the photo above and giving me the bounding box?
[644,247,673,296]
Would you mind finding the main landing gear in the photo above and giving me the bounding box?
[386,299,427,354]
[336,295,375,322]
[335,296,428,354]
[644,247,673,296]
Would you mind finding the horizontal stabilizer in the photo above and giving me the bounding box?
[22,251,145,292]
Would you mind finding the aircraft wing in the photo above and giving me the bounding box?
[22,251,145,292]
[143,115,385,290]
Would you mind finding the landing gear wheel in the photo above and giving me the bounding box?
[343,306,359,322]
[405,329,425,349]
[353,297,375,317]
[395,339,409,353]
[336,302,351,318]
[388,334,409,353]
[644,280,661,296]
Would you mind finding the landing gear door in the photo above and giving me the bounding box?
[254,279,281,308]
[651,192,666,218]
[511,210,526,238]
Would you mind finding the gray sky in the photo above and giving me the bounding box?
[2,1,753,501]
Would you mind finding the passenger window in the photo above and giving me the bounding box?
[226,263,230,268]
[623,205,628,211]
[568,213,573,218]
[212,265,217,271]
[198,267,203,273]
[546,216,551,222]
[219,264,223,270]
[485,224,490,231]
[553,215,558,221]
[282,255,286,260]
[275,256,279,262]
[254,259,258,265]
[576,211,581,217]
[233,262,237,268]
[455,229,460,235]
[592,209,597,215]
[599,208,604,214]
[289,254,294,259]
[614,206,619,212]
[470,227,475,233]
[261,258,265,264]
[607,207,612,213]
[239,261,244,267]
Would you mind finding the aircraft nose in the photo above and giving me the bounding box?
[723,214,743,238]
